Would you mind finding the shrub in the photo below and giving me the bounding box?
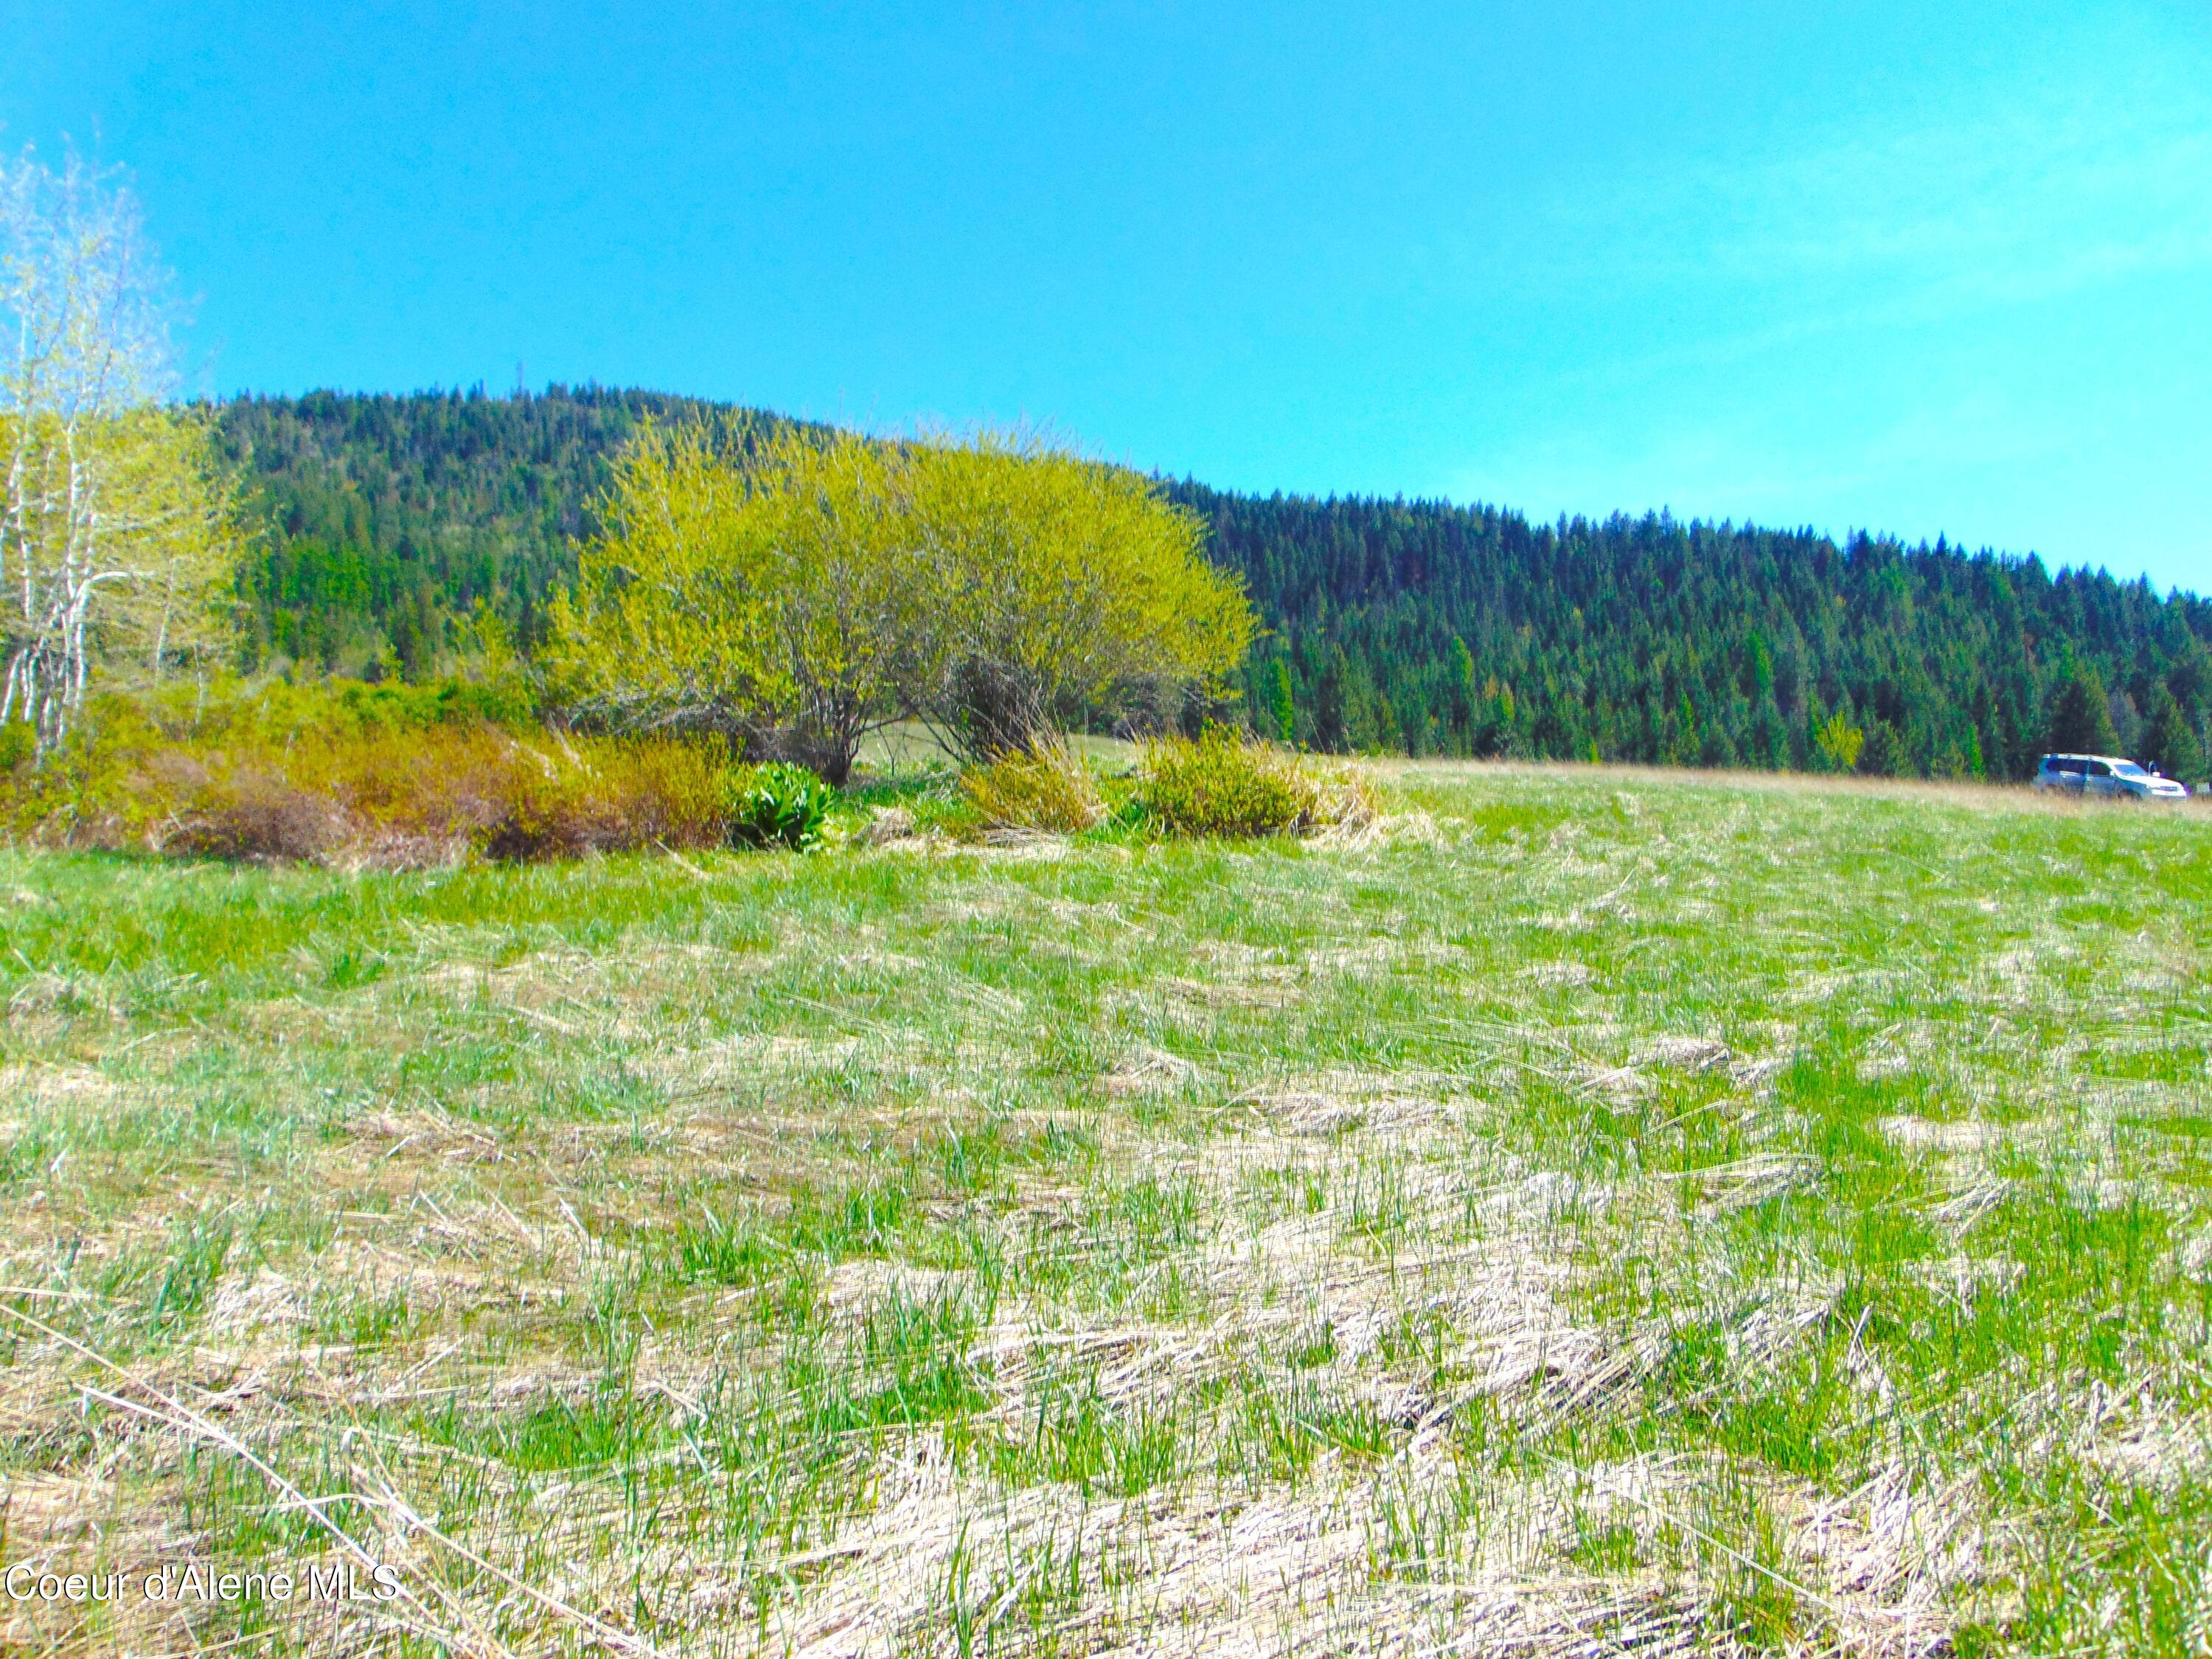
[152,758,347,862]
[468,737,730,860]
[548,420,1256,772]
[1138,726,1343,837]
[961,740,1105,833]
[1,684,738,865]
[91,672,535,750]
[724,762,832,850]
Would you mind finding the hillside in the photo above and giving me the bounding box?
[216,387,2212,781]
[216,387,783,676]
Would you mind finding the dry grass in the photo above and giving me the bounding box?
[0,764,2208,1654]
[961,741,1107,835]
[1373,754,2212,817]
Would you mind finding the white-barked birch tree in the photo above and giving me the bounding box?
[1,151,240,754]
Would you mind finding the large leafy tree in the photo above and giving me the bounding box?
[896,430,1252,759]
[542,417,788,745]
[547,422,1251,777]
[546,419,919,782]
[1,153,240,752]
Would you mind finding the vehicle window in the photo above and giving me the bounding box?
[2087,760,2112,776]
[2114,762,2149,778]
[2059,758,2086,774]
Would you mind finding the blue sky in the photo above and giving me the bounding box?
[9,1,2210,591]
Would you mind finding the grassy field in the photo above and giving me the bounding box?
[1,765,2209,1656]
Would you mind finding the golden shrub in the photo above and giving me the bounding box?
[961,739,1105,834]
[1137,726,1370,838]
[5,695,741,866]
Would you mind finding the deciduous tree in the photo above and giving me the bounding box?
[549,422,1254,776]
[1,152,239,753]
[1812,709,1864,772]
[548,419,919,780]
[896,429,1251,759]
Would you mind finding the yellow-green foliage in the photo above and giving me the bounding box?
[3,150,248,751]
[542,419,791,739]
[896,431,1254,758]
[545,420,1255,774]
[1138,727,1350,837]
[1,405,245,751]
[543,421,912,781]
[1814,711,1865,773]
[3,680,729,865]
[961,739,1105,833]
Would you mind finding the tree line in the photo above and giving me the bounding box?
[1175,484,2212,782]
[214,387,2212,782]
[36,156,2208,786]
[215,385,751,679]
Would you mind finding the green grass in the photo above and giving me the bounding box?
[1,765,2209,1654]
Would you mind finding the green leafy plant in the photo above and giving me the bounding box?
[724,761,832,849]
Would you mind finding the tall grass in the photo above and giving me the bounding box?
[961,739,1106,834]
[1137,724,1371,835]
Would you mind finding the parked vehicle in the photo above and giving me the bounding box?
[2032,754,2191,800]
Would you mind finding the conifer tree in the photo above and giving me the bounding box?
[2142,689,2200,780]
[1267,658,1294,744]
[2045,667,2120,757]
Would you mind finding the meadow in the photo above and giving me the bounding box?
[1,763,2208,1655]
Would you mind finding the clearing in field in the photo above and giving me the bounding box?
[1,765,2208,1655]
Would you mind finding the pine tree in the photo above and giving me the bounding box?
[1448,636,1478,745]
[1859,720,1902,776]
[1314,647,1347,751]
[2142,689,2200,780]
[1267,658,1295,744]
[2045,668,2120,756]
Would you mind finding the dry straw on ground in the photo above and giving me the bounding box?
[1,763,2208,1654]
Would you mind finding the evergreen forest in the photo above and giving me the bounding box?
[217,386,2212,782]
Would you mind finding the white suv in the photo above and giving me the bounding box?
[2033,754,2191,800]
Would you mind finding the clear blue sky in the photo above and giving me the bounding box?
[9,1,2210,591]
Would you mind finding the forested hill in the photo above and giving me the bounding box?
[215,386,2212,782]
[217,387,783,676]
[1177,485,2212,781]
